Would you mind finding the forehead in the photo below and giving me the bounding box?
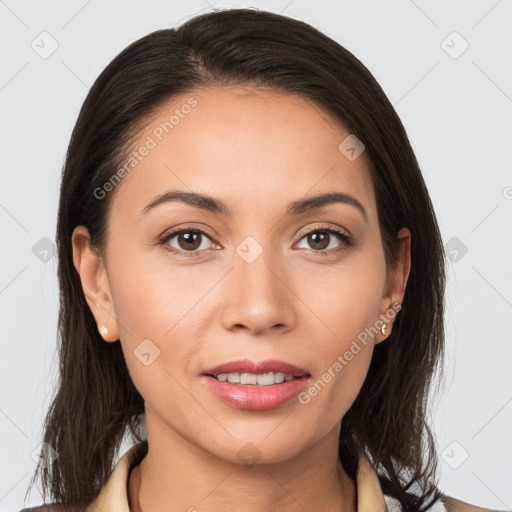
[109,85,376,222]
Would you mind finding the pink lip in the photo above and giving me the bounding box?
[200,358,311,411]
[201,375,309,410]
[202,358,310,377]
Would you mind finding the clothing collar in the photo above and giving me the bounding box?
[87,440,387,512]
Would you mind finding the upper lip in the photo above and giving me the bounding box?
[202,359,310,377]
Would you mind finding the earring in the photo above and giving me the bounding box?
[99,324,108,338]
[381,322,389,336]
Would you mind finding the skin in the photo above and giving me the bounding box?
[72,85,411,512]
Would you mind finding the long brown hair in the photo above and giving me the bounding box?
[25,8,446,512]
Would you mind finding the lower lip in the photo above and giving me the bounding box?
[201,375,309,410]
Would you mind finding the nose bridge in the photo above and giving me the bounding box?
[221,234,296,334]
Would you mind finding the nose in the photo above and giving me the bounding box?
[221,247,297,336]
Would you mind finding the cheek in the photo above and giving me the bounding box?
[298,324,374,429]
[292,253,384,419]
[107,241,215,340]
[295,252,386,343]
[106,247,219,395]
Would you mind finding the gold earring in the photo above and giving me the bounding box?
[381,322,389,336]
[98,324,108,338]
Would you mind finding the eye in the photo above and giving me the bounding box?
[158,227,219,257]
[294,225,354,255]
[158,224,354,258]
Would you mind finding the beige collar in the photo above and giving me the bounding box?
[87,440,387,512]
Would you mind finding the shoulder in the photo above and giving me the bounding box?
[383,492,502,512]
[441,494,505,512]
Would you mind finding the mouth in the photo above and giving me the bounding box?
[206,372,303,386]
[201,358,310,386]
[200,360,311,410]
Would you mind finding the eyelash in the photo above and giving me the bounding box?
[157,224,354,258]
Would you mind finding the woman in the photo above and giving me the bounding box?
[21,8,498,512]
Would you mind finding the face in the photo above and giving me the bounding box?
[73,85,410,464]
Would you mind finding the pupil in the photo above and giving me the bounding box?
[309,232,329,250]
[180,232,201,250]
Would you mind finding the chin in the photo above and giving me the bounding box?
[196,427,314,466]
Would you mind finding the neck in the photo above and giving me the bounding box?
[128,413,357,512]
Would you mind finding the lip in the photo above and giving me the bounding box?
[201,375,310,410]
[202,358,310,377]
[200,358,311,411]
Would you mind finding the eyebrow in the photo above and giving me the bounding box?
[141,190,368,222]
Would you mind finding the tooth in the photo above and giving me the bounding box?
[213,372,299,385]
[256,372,275,386]
[240,373,257,385]
[274,372,285,383]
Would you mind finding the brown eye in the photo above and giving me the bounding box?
[159,228,216,257]
[176,231,203,251]
[306,231,331,251]
[295,226,354,255]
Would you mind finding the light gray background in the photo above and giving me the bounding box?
[1,1,511,511]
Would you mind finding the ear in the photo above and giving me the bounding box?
[71,225,119,342]
[375,227,411,344]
